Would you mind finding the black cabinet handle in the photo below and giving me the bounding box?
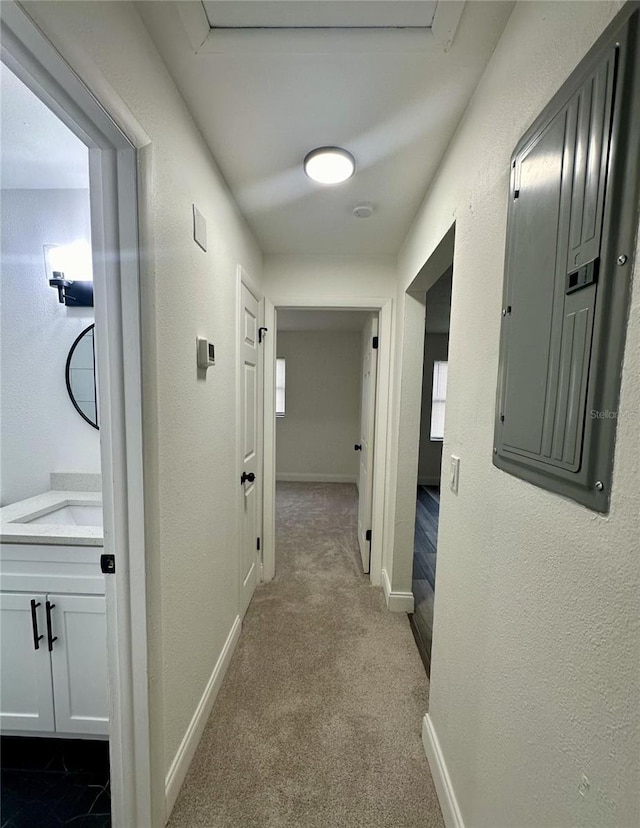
[30,599,43,650]
[45,601,58,652]
[354,444,362,451]
[241,472,256,485]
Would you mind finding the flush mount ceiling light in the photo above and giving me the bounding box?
[304,147,355,185]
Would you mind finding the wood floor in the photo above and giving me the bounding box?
[410,486,440,676]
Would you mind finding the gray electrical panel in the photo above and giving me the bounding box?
[494,7,640,512]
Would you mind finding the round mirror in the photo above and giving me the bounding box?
[66,324,99,430]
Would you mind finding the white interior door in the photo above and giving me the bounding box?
[357,314,379,573]
[0,591,55,732]
[239,280,262,617]
[49,593,109,736]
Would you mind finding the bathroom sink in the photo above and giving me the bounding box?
[23,504,103,527]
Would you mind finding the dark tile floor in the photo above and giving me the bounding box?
[0,737,110,828]
[410,485,440,676]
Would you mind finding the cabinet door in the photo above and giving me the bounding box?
[48,594,109,736]
[0,592,55,732]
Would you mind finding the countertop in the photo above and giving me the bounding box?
[0,491,103,546]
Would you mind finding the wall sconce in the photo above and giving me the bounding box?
[44,242,94,307]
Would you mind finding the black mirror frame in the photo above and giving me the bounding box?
[65,323,99,430]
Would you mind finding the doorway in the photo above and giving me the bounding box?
[1,4,150,826]
[410,269,452,676]
[0,60,111,826]
[269,307,383,580]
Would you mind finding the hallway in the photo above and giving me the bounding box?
[2,4,638,826]
[168,483,443,827]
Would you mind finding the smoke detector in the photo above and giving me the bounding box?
[353,203,374,219]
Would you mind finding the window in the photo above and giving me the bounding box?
[430,360,448,441]
[276,358,286,417]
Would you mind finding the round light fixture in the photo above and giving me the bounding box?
[304,147,355,185]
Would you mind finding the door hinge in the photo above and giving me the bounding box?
[100,553,116,574]
[256,537,261,551]
[258,327,268,343]
[514,188,520,199]
[372,336,379,349]
[365,529,372,542]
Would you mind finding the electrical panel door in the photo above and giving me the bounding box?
[494,10,640,511]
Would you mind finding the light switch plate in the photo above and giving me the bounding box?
[450,455,460,494]
[193,204,207,252]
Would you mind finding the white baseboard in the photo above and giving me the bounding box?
[276,472,357,483]
[165,615,242,817]
[381,568,414,613]
[422,714,465,828]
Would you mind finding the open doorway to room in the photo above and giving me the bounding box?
[261,297,392,590]
[0,60,112,828]
[409,269,452,676]
[0,6,150,826]
[273,309,378,578]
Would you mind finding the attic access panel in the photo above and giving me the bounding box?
[202,1,438,29]
[493,8,640,513]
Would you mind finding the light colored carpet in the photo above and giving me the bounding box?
[168,482,444,828]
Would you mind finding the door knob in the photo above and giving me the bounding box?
[241,471,256,484]
[354,444,362,451]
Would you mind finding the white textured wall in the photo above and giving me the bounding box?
[264,254,396,302]
[0,189,99,506]
[24,1,263,814]
[276,331,360,480]
[395,2,639,826]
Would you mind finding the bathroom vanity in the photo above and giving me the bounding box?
[0,490,108,738]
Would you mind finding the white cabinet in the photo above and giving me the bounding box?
[0,593,55,732]
[49,594,108,735]
[0,590,108,737]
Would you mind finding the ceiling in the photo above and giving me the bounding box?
[0,63,89,190]
[278,309,369,332]
[138,1,513,256]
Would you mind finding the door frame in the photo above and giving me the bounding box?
[388,225,455,606]
[237,267,265,593]
[262,297,393,587]
[1,4,152,826]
